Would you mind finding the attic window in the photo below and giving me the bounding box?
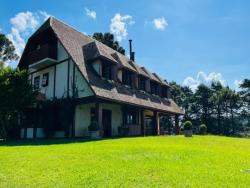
[151,81,159,95]
[162,87,168,98]
[138,76,146,91]
[102,63,112,80]
[122,69,132,86]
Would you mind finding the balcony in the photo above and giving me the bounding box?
[28,44,57,70]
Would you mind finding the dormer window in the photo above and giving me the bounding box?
[138,76,146,91]
[151,81,159,95]
[162,87,168,98]
[101,63,112,80]
[122,69,132,86]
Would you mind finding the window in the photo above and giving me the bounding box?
[151,81,159,95]
[122,69,132,86]
[162,87,168,98]
[138,76,146,91]
[34,76,40,89]
[125,111,138,125]
[102,63,112,80]
[42,73,49,87]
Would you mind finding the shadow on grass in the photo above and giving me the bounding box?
[0,137,124,147]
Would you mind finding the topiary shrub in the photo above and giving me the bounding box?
[183,121,192,131]
[199,124,207,135]
[183,121,193,137]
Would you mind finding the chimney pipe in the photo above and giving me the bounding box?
[129,39,132,60]
[131,52,135,61]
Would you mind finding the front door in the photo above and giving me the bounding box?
[102,109,112,137]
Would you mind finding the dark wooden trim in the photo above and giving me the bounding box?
[53,64,56,99]
[24,128,27,139]
[95,102,103,137]
[175,115,180,135]
[67,59,70,98]
[72,63,76,98]
[153,111,160,136]
[140,109,145,136]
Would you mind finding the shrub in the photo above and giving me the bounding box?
[183,121,192,131]
[88,121,99,131]
[199,124,207,135]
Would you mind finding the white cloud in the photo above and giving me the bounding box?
[110,13,134,42]
[85,8,96,19]
[10,11,39,34]
[153,17,168,30]
[7,11,50,57]
[234,80,243,91]
[39,11,51,20]
[183,71,226,91]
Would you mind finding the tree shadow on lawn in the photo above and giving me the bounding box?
[0,137,123,147]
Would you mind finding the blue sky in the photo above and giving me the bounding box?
[0,0,249,90]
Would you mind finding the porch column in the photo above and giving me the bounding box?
[95,102,103,137]
[153,111,160,136]
[175,114,180,135]
[140,109,145,136]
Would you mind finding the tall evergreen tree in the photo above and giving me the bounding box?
[92,32,125,55]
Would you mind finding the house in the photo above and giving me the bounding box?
[18,17,183,139]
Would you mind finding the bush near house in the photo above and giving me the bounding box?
[183,121,192,130]
[199,124,207,135]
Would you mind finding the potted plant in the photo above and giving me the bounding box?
[183,121,193,137]
[88,121,100,139]
[118,125,129,136]
[199,124,207,135]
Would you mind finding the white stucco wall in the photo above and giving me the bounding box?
[74,103,122,137]
[74,103,95,137]
[74,66,93,98]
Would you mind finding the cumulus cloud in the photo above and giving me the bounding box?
[153,17,168,30]
[39,11,51,20]
[110,13,134,42]
[7,11,50,57]
[85,8,96,19]
[183,71,226,91]
[234,80,243,91]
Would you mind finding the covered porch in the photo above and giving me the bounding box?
[84,99,181,138]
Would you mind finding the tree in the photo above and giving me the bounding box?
[194,84,213,130]
[92,32,125,55]
[0,67,36,139]
[0,33,19,64]
[240,79,250,109]
[210,81,224,134]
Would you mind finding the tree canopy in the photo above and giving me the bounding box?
[0,33,19,65]
[92,32,125,55]
[0,66,36,139]
[169,81,249,136]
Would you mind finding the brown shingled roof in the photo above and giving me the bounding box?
[21,17,182,115]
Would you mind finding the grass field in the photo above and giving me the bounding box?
[0,136,250,188]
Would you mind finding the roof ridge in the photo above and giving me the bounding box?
[50,16,95,41]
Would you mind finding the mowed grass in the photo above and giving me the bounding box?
[0,136,250,188]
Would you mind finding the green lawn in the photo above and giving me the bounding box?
[0,136,250,188]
